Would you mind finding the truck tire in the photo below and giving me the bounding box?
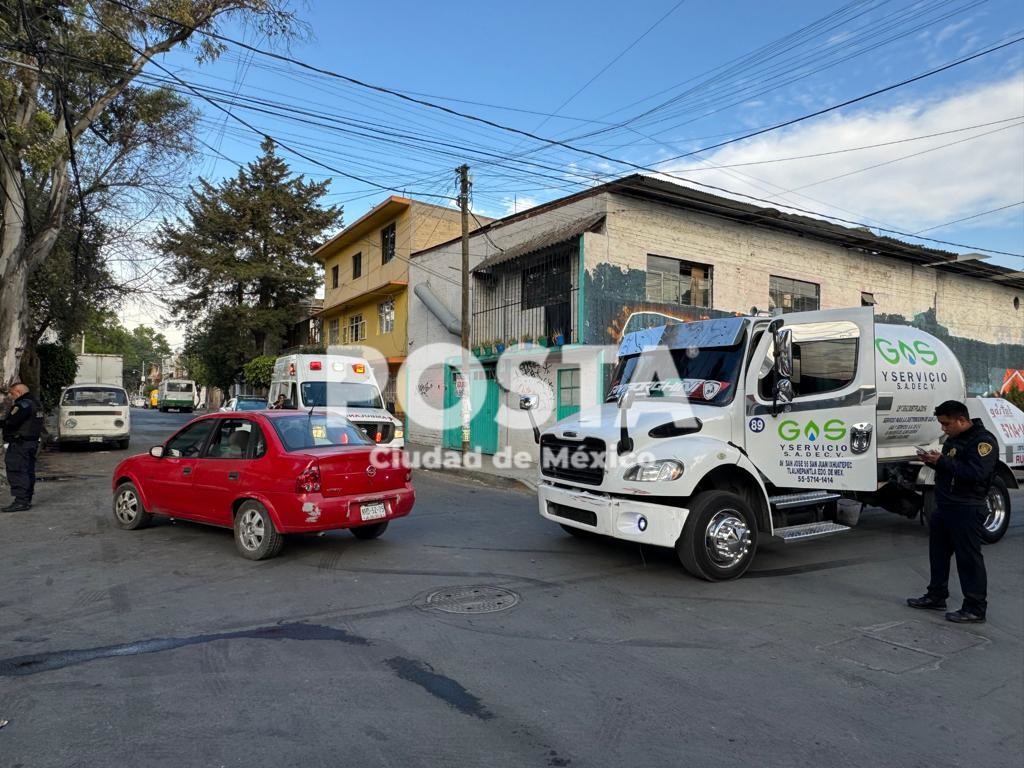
[676,491,758,581]
[980,476,1011,544]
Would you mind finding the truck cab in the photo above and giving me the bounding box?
[531,308,1018,581]
[270,354,404,448]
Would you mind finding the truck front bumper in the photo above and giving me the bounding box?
[538,481,690,549]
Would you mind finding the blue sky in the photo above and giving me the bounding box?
[125,0,1024,340]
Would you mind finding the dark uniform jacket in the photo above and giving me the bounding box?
[1,391,43,443]
[934,419,998,507]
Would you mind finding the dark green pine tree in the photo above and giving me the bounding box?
[157,138,342,389]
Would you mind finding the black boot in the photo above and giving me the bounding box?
[1,500,31,513]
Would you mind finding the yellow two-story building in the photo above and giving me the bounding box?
[315,196,475,421]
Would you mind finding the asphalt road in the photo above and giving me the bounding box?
[1,408,1021,767]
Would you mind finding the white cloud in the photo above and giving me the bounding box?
[656,76,1024,237]
[500,195,540,216]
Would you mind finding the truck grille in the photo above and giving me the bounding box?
[540,435,606,486]
[547,503,597,527]
[352,421,395,444]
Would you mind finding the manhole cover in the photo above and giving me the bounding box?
[422,586,520,614]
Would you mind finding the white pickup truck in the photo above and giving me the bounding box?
[524,307,1022,581]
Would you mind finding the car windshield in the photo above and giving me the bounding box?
[62,387,128,406]
[272,413,374,451]
[605,341,746,407]
[236,399,265,411]
[300,381,384,409]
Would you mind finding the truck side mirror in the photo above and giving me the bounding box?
[519,395,538,411]
[773,327,793,378]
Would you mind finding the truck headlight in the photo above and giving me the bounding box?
[64,418,78,429]
[394,428,404,439]
[624,459,684,482]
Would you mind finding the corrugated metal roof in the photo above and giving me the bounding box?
[472,213,606,273]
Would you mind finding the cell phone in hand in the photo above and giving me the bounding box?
[916,446,929,455]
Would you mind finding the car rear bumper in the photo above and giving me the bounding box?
[538,481,688,548]
[275,486,415,533]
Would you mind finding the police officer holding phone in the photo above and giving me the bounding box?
[2,383,44,513]
[907,400,997,623]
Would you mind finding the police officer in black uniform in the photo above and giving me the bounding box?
[2,383,43,513]
[907,400,997,623]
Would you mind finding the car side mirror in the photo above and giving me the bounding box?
[149,446,164,458]
[519,395,538,411]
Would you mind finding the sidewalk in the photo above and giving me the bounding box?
[402,441,539,493]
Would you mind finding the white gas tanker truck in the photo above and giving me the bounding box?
[523,307,1023,581]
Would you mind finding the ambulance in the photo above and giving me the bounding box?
[269,354,404,447]
[524,307,1022,580]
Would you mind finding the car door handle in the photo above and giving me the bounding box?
[228,472,239,481]
[182,467,192,476]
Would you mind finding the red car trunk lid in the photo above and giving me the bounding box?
[306,447,407,497]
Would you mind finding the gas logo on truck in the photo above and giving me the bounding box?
[875,337,938,366]
[777,419,846,442]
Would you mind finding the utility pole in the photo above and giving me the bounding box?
[458,164,471,454]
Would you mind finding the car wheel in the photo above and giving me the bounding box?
[113,481,152,530]
[234,501,284,560]
[350,520,389,540]
[980,476,1011,544]
[560,523,597,538]
[676,491,758,581]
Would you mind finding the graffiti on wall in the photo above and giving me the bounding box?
[1003,369,1024,393]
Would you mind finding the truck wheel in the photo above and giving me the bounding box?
[980,476,1011,544]
[234,501,284,560]
[350,520,389,540]
[113,482,152,530]
[676,491,757,581]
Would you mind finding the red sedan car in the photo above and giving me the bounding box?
[111,410,414,559]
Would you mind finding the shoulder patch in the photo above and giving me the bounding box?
[9,405,18,414]
[947,447,957,458]
[978,442,993,457]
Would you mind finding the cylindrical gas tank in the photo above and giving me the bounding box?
[874,324,966,450]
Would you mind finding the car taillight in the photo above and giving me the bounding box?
[296,462,321,493]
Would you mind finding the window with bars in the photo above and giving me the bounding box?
[345,314,366,343]
[331,264,339,289]
[378,298,395,334]
[645,255,712,307]
[380,223,396,265]
[769,275,820,313]
[328,318,339,345]
[352,251,362,278]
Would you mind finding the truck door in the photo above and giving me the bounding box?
[743,307,877,492]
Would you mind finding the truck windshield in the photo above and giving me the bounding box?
[606,343,745,406]
[62,387,128,406]
[301,382,384,409]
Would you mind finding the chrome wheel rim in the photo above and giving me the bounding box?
[238,508,264,551]
[983,489,1007,535]
[115,488,139,524]
[704,510,751,567]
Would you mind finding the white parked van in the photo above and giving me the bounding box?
[270,354,403,447]
[58,383,131,449]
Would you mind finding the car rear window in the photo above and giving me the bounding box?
[62,387,128,406]
[271,414,373,451]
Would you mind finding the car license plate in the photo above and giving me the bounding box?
[89,436,103,443]
[360,502,386,521]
